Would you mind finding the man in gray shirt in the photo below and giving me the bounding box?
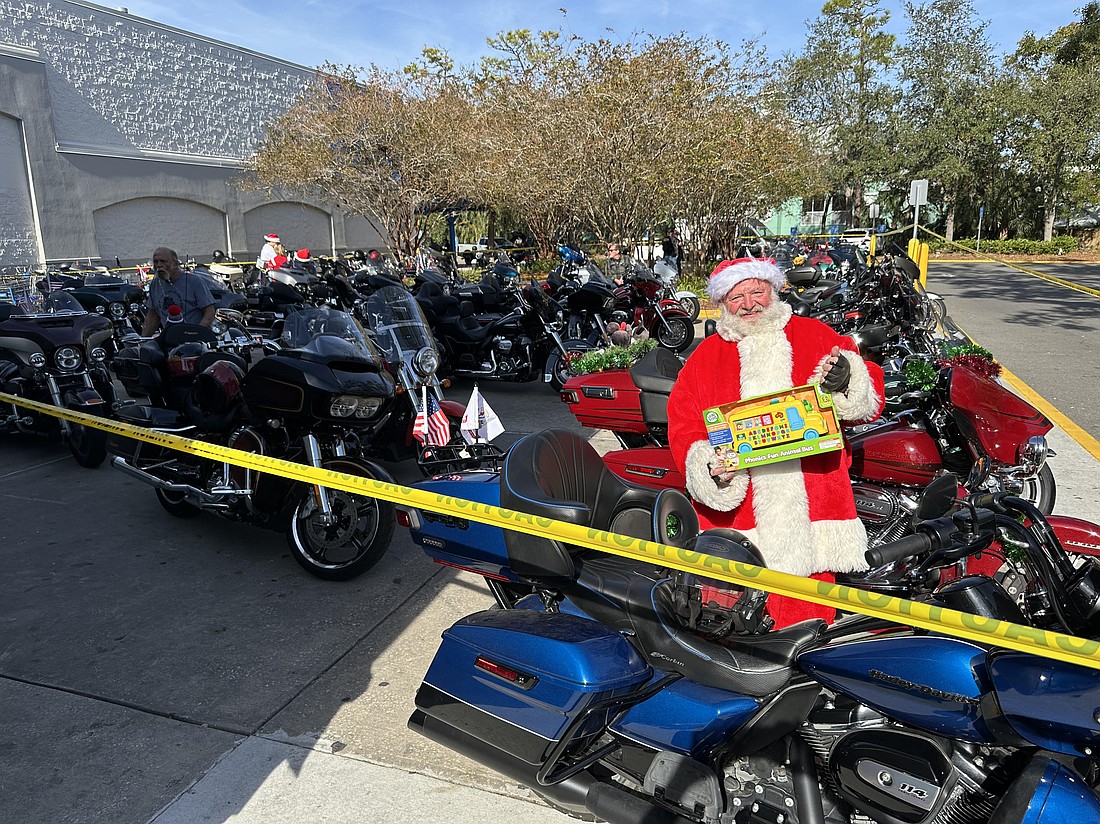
[141,247,216,335]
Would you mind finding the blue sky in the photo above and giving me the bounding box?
[118,1,1084,71]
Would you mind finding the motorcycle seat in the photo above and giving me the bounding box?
[635,581,825,696]
[630,346,681,394]
[440,302,492,343]
[500,429,697,584]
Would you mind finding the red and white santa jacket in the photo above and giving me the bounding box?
[667,302,885,578]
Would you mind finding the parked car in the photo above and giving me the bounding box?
[840,227,875,252]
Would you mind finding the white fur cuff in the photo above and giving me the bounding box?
[684,440,748,511]
[814,350,881,421]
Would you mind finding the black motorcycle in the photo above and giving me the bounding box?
[109,307,397,580]
[0,292,115,467]
[427,278,589,391]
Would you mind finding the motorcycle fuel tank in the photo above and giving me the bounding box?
[848,417,943,487]
[799,635,996,743]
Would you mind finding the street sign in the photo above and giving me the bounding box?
[909,179,929,207]
[868,203,881,221]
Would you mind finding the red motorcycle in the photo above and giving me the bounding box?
[612,268,695,353]
[560,347,1057,541]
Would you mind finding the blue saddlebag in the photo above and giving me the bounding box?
[414,609,652,766]
[406,472,518,581]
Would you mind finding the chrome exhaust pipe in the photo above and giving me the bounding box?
[110,457,231,508]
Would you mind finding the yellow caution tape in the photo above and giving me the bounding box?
[4,390,1100,670]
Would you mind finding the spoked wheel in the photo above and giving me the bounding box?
[68,422,108,468]
[286,464,395,580]
[655,316,694,353]
[155,487,201,517]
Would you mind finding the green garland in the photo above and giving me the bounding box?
[901,342,1000,392]
[566,338,658,375]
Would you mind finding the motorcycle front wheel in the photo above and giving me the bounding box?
[1016,463,1057,515]
[679,295,701,323]
[68,422,108,468]
[286,460,395,581]
[655,316,694,353]
[545,346,586,392]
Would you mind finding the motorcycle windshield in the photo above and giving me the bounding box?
[280,307,381,360]
[36,291,87,316]
[363,285,439,364]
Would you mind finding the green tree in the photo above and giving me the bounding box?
[894,0,1000,241]
[1006,5,1100,241]
[784,0,899,228]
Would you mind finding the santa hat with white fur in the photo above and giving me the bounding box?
[706,257,786,303]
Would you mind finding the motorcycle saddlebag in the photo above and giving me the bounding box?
[405,472,517,581]
[560,369,646,435]
[413,609,651,766]
[602,446,686,492]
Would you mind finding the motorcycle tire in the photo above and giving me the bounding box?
[679,295,701,323]
[546,347,585,392]
[286,459,395,581]
[655,316,694,353]
[1017,463,1057,515]
[155,487,201,517]
[68,422,108,468]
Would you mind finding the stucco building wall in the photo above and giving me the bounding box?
[0,0,384,269]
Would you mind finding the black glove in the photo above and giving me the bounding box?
[821,353,851,393]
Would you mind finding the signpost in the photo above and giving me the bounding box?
[977,206,984,253]
[909,179,928,239]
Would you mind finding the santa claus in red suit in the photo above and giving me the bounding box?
[667,258,886,626]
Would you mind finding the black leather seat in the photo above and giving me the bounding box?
[499,428,824,696]
[630,347,682,429]
[439,301,492,344]
[500,429,697,582]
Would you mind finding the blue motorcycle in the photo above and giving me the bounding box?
[402,428,1100,824]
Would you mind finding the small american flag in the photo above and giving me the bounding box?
[414,388,451,447]
[15,293,33,313]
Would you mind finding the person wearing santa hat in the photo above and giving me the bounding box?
[666,257,885,627]
[256,232,284,269]
[290,248,317,276]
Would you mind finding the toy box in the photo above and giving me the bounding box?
[703,382,843,470]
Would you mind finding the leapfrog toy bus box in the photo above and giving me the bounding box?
[703,383,842,470]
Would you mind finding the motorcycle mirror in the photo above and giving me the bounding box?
[915,472,958,521]
[704,319,717,338]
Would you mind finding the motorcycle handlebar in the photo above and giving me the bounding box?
[865,532,934,567]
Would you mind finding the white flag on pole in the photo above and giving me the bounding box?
[460,384,504,443]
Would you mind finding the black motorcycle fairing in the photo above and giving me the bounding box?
[243,353,394,419]
[279,335,385,371]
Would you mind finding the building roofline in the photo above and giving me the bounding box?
[58,0,315,74]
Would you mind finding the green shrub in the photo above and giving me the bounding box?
[930,236,1078,255]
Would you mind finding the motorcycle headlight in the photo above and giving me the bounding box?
[30,352,47,368]
[90,347,108,363]
[55,346,83,370]
[1018,436,1049,472]
[413,346,440,378]
[109,301,126,320]
[94,305,106,314]
[329,395,360,417]
[353,397,383,418]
